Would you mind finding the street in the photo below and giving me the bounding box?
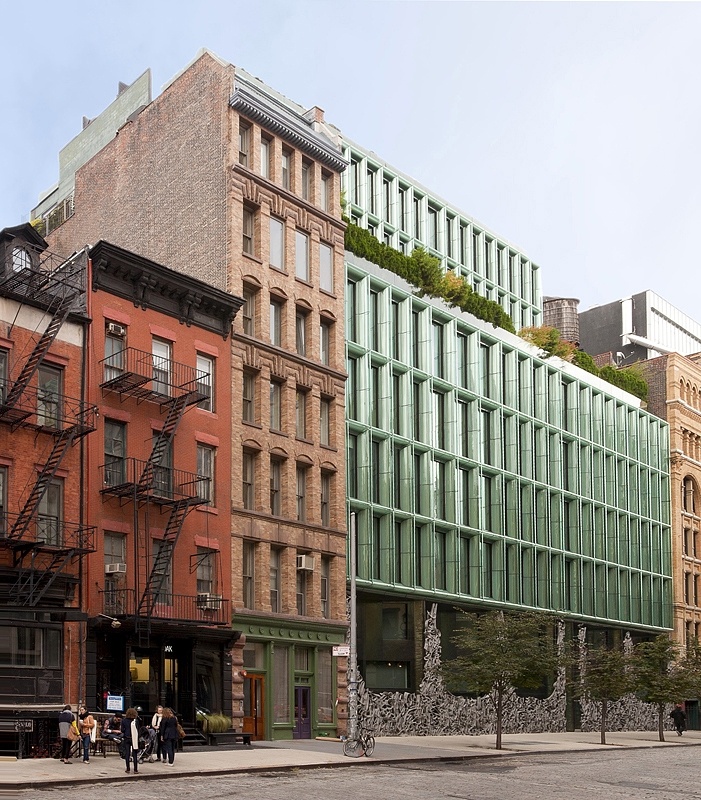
[17,747,701,800]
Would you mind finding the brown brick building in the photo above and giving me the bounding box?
[43,50,348,740]
[643,353,701,653]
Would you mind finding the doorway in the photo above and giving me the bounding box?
[243,674,265,739]
[293,686,311,739]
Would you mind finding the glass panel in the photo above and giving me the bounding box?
[273,646,289,723]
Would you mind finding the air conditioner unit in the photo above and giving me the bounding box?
[197,593,222,611]
[105,562,127,574]
[106,322,126,337]
[297,554,315,572]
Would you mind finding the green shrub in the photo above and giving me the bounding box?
[201,713,232,733]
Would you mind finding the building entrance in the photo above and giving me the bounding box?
[293,686,311,739]
[243,673,265,739]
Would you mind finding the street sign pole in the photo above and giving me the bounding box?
[348,511,358,743]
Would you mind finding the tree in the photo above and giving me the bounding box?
[443,610,559,749]
[578,645,632,745]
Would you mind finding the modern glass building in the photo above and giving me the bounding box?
[342,140,673,694]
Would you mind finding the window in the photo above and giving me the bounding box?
[269,217,284,270]
[270,547,281,611]
[270,457,282,515]
[104,532,126,611]
[242,286,257,337]
[38,480,62,545]
[367,168,377,215]
[242,450,255,510]
[243,541,255,609]
[0,467,5,535]
[320,319,331,366]
[348,433,358,497]
[427,206,438,249]
[152,433,173,498]
[295,389,307,439]
[104,420,126,487]
[0,626,61,669]
[269,380,282,430]
[197,444,215,505]
[196,548,216,595]
[152,339,171,396]
[37,364,62,427]
[152,539,172,604]
[320,172,331,212]
[243,206,255,256]
[296,568,307,615]
[238,121,250,166]
[104,532,126,569]
[301,159,311,201]
[295,230,309,281]
[320,397,331,446]
[321,471,331,527]
[243,370,256,423]
[281,149,291,190]
[196,354,214,411]
[321,556,330,618]
[319,242,333,293]
[260,135,271,179]
[296,465,307,521]
[383,178,392,223]
[270,299,283,346]
[104,328,125,382]
[295,309,307,356]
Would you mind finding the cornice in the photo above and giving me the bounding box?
[231,85,347,174]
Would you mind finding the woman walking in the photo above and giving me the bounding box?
[159,707,178,765]
[77,705,95,763]
[58,704,75,764]
[120,707,140,774]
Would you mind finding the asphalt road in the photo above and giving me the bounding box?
[17,747,699,800]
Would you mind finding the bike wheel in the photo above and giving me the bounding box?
[343,738,362,758]
[363,736,375,757]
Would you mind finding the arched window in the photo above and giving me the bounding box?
[683,476,697,515]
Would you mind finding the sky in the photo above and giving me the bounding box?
[2,0,700,317]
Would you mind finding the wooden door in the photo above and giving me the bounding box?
[243,673,265,740]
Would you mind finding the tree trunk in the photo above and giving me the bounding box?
[496,688,503,750]
[658,703,665,743]
[600,699,607,745]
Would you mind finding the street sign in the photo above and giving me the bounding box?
[106,695,125,712]
[14,720,33,732]
[332,645,350,657]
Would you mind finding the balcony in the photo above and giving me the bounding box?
[99,347,209,407]
[0,511,96,553]
[0,379,98,432]
[99,457,210,505]
[100,588,230,625]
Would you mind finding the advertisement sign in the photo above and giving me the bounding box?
[106,695,125,712]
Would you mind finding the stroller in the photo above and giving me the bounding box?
[137,726,157,763]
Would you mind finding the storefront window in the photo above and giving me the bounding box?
[273,646,289,723]
[317,649,333,723]
[243,642,265,669]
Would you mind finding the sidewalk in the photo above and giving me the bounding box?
[4,730,701,790]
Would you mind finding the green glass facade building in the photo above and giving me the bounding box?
[342,141,672,693]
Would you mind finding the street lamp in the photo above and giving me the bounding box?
[97,614,121,629]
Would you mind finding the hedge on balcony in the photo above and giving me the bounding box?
[344,222,515,334]
[519,326,649,402]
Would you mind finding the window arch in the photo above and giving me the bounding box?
[682,475,699,515]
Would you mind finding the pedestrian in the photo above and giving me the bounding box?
[120,707,140,773]
[159,707,178,765]
[151,705,164,762]
[58,704,76,764]
[77,705,95,763]
[670,703,687,736]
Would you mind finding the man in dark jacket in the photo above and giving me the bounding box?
[670,704,687,736]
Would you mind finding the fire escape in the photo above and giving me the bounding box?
[0,250,97,607]
[98,347,210,646]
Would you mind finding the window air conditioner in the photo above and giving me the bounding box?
[105,562,127,574]
[296,554,315,572]
[197,593,222,611]
[106,322,127,337]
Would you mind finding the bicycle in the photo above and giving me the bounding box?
[342,728,375,758]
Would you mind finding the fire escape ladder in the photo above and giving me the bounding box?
[135,497,196,646]
[9,426,79,541]
[2,290,78,412]
[137,393,191,490]
[12,551,74,607]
